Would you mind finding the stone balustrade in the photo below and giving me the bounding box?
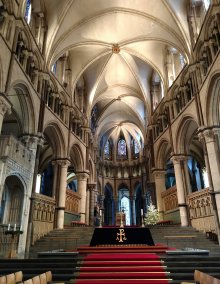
[32,193,55,244]
[187,188,216,233]
[161,186,178,211]
[65,189,81,214]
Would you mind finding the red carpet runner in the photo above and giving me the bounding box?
[75,253,171,284]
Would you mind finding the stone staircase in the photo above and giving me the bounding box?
[150,225,220,252]
[163,255,220,283]
[29,225,220,257]
[29,226,94,258]
[1,225,219,284]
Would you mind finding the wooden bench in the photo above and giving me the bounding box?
[181,269,220,284]
[164,235,197,247]
[0,271,23,284]
[23,271,62,284]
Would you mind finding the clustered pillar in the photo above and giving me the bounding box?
[171,155,188,227]
[56,159,71,229]
[76,172,89,223]
[153,169,166,220]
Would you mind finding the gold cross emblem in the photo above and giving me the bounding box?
[116,229,127,243]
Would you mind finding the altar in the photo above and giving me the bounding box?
[90,227,154,246]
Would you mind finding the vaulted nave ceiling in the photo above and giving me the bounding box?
[43,0,190,146]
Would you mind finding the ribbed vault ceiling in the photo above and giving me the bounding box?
[43,0,190,148]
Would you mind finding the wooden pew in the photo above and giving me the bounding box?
[0,272,23,284]
[24,271,62,284]
[181,270,220,284]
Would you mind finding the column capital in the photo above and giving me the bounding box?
[170,154,188,164]
[198,126,220,143]
[52,158,71,168]
[152,168,166,178]
[76,171,89,181]
[0,94,12,116]
[87,183,96,192]
[20,134,45,149]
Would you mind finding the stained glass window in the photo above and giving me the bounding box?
[104,140,110,156]
[134,140,139,154]
[203,0,210,10]
[118,139,126,156]
[25,0,32,24]
[51,62,57,74]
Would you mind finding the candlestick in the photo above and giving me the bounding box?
[141,209,143,216]
[8,224,10,231]
[14,224,16,231]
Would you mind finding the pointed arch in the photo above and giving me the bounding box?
[69,143,84,172]
[206,71,220,125]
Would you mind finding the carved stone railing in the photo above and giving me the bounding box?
[65,189,81,214]
[32,193,55,244]
[162,186,178,211]
[0,135,35,169]
[186,188,216,233]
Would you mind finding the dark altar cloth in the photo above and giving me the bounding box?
[90,227,154,246]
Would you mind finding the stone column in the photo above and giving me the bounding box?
[113,196,118,225]
[132,196,136,225]
[129,196,134,225]
[88,183,96,226]
[56,159,70,229]
[0,95,11,133]
[51,161,59,198]
[199,128,220,224]
[171,155,188,226]
[153,169,166,220]
[183,158,192,194]
[85,187,90,225]
[77,172,89,223]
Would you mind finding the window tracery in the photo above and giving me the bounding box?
[118,139,127,157]
[25,0,32,24]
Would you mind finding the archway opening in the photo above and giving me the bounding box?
[104,184,114,226]
[0,175,24,226]
[118,186,130,225]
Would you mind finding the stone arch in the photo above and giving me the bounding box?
[0,55,3,92]
[175,115,199,154]
[118,182,129,192]
[88,159,94,183]
[206,72,220,125]
[43,122,66,159]
[3,82,36,136]
[155,138,172,169]
[103,182,114,225]
[69,143,84,172]
[0,175,25,225]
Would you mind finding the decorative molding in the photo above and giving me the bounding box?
[112,44,120,54]
[0,95,11,116]
[76,171,89,181]
[87,183,96,191]
[52,158,71,168]
[170,154,188,164]
[152,169,166,178]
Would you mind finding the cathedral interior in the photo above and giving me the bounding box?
[0,0,220,266]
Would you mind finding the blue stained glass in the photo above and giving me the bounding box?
[25,0,32,24]
[134,140,139,154]
[51,62,57,74]
[118,139,126,156]
[104,140,110,156]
